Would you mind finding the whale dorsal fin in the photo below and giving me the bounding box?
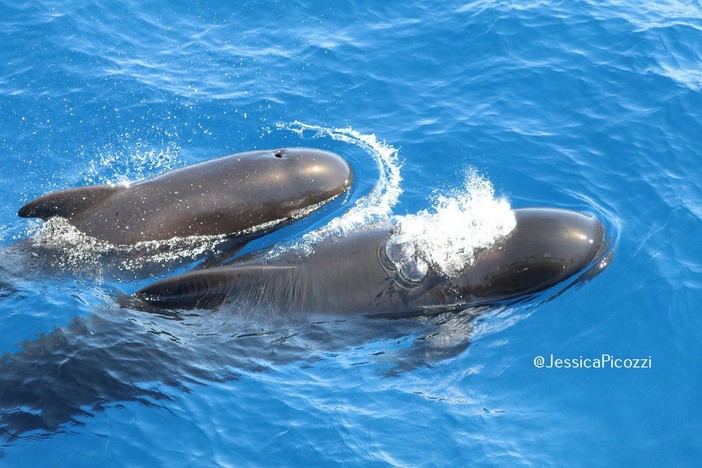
[18,184,126,220]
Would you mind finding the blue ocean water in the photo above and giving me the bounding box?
[1,0,701,465]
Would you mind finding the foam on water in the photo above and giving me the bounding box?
[26,217,233,273]
[390,171,516,278]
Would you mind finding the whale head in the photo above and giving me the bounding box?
[443,208,608,304]
[256,148,354,214]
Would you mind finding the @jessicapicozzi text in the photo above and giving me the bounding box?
[533,354,652,369]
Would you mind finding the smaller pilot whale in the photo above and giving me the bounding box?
[135,208,610,314]
[18,148,353,246]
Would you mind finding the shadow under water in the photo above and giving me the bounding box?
[0,297,487,447]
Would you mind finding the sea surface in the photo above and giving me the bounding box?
[1,0,701,465]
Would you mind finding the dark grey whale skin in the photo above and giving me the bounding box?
[136,208,609,315]
[18,148,353,246]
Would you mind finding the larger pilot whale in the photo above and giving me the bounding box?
[18,148,353,246]
[135,208,610,314]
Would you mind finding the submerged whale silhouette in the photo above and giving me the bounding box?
[18,148,353,246]
[0,297,482,441]
[135,208,610,314]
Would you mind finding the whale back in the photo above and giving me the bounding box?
[134,227,449,314]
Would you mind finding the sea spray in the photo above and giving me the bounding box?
[82,136,182,186]
[390,170,516,277]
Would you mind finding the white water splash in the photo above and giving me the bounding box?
[390,171,516,278]
[276,121,403,244]
[82,137,182,186]
[27,217,232,273]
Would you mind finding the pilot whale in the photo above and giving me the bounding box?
[135,208,610,314]
[18,148,353,246]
